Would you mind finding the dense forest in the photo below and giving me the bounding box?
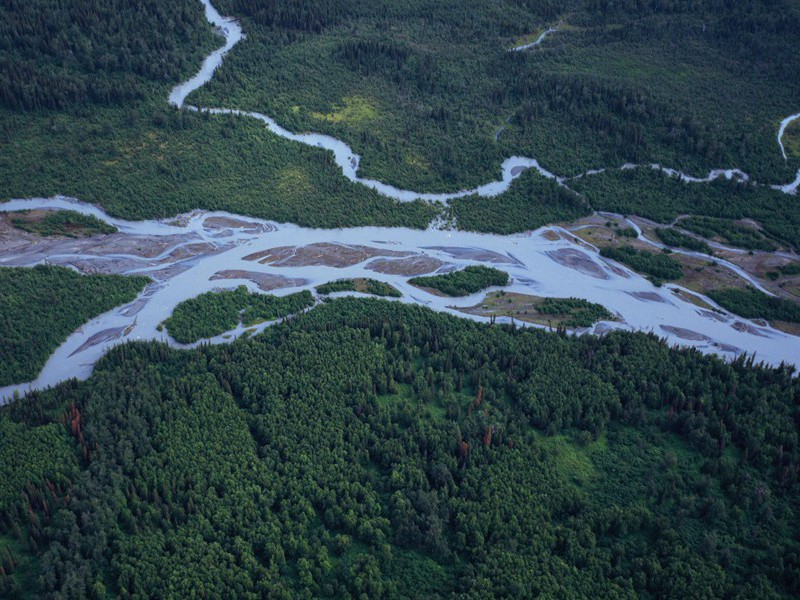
[450,170,590,234]
[537,296,614,328]
[1,298,799,597]
[708,287,800,325]
[409,266,509,297]
[194,0,800,192]
[3,0,800,236]
[655,227,713,254]
[0,266,149,386]
[0,0,436,230]
[163,286,315,343]
[0,0,217,112]
[599,246,683,283]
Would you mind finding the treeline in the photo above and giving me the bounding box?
[571,167,800,250]
[452,169,590,234]
[708,287,800,324]
[655,227,713,254]
[0,266,148,386]
[0,0,215,111]
[9,210,117,238]
[163,286,314,343]
[1,298,800,597]
[679,216,778,251]
[538,296,613,327]
[600,246,683,282]
[409,266,509,296]
[316,278,401,297]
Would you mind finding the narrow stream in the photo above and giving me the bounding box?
[170,0,799,202]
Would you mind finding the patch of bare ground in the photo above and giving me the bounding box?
[203,216,274,233]
[210,270,308,291]
[659,325,710,342]
[243,242,409,268]
[456,291,614,329]
[422,246,522,265]
[669,288,719,312]
[546,248,608,279]
[367,255,445,276]
[628,291,671,304]
[69,326,126,356]
[731,321,771,337]
[771,321,800,336]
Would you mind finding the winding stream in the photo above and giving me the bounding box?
[2,0,800,401]
[169,0,799,203]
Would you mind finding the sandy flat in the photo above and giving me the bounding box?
[546,249,608,279]
[210,270,308,291]
[367,255,445,276]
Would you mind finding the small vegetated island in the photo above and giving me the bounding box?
[600,246,683,283]
[316,278,401,297]
[461,291,614,328]
[655,227,713,254]
[678,216,778,252]
[0,266,149,386]
[409,266,510,296]
[708,287,800,325]
[2,299,800,598]
[163,285,314,343]
[7,210,117,238]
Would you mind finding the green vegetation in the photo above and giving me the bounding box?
[655,227,713,254]
[537,297,614,328]
[2,106,438,228]
[2,298,800,597]
[600,246,683,282]
[450,170,589,234]
[316,278,401,297]
[0,0,436,229]
[679,216,778,252]
[0,266,149,386]
[708,287,800,324]
[409,265,509,296]
[572,168,800,249]
[8,210,117,238]
[780,263,800,276]
[163,286,315,343]
[463,291,614,329]
[195,0,799,192]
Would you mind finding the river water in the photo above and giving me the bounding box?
[1,196,799,402]
[2,0,800,401]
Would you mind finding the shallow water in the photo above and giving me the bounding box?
[2,0,799,400]
[2,197,799,402]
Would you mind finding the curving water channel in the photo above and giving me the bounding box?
[172,0,799,204]
[2,196,800,402]
[3,0,800,401]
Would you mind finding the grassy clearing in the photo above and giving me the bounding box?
[459,291,614,328]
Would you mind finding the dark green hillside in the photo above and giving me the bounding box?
[2,299,799,598]
[196,0,800,191]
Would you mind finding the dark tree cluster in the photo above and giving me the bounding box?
[1,298,800,598]
[0,0,214,111]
